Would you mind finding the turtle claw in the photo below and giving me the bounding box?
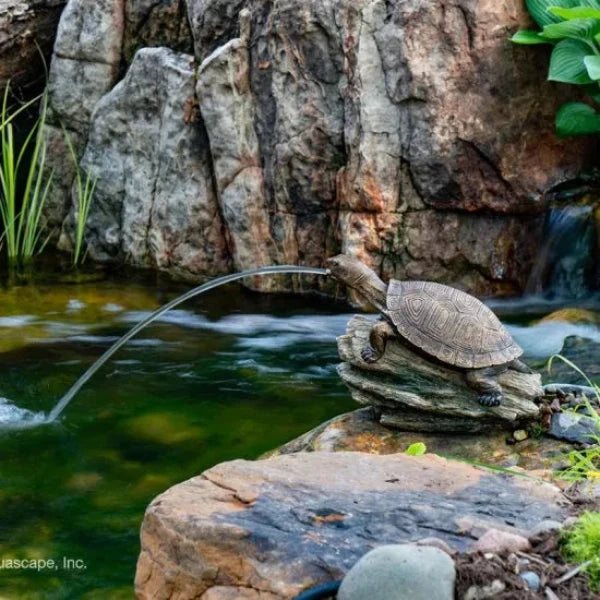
[361,346,380,363]
[478,392,503,407]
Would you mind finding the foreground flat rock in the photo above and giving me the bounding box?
[338,316,542,432]
[135,452,569,600]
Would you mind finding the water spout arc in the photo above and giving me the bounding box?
[46,266,328,422]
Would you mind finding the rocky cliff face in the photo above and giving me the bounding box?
[43,0,596,294]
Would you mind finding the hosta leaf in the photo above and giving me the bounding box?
[511,29,552,44]
[527,0,578,27]
[548,6,600,19]
[556,101,600,136]
[549,39,594,83]
[585,55,600,79]
[542,18,600,40]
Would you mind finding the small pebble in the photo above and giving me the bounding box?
[520,571,541,591]
[513,430,528,442]
[527,519,563,542]
[464,580,505,600]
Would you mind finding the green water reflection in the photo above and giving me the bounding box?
[0,272,354,598]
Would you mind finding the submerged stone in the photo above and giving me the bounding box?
[121,413,205,446]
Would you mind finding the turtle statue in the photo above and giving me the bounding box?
[327,254,533,407]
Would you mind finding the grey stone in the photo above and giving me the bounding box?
[196,28,276,289]
[47,57,119,132]
[337,544,455,600]
[526,519,563,542]
[123,0,192,62]
[337,315,542,433]
[549,412,600,445]
[63,47,229,278]
[53,0,123,64]
[520,571,541,592]
[42,0,125,241]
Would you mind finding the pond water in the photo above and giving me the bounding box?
[0,270,354,599]
[0,269,599,599]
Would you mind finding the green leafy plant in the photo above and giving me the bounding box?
[0,83,53,266]
[405,442,427,456]
[547,354,600,482]
[561,511,600,590]
[63,127,96,266]
[512,0,600,136]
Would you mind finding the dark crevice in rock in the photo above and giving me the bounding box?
[456,3,475,52]
[197,106,234,271]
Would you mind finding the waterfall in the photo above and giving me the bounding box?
[526,205,597,299]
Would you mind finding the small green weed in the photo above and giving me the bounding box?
[548,354,600,482]
[561,511,600,590]
[405,442,427,456]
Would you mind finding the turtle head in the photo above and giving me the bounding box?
[327,254,387,310]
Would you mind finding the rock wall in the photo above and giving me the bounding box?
[43,0,597,294]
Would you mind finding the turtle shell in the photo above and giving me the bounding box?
[386,280,523,369]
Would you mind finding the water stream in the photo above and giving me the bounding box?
[43,266,328,423]
[526,205,596,299]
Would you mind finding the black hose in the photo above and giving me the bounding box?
[293,580,342,600]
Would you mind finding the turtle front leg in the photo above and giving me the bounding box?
[465,368,504,407]
[509,358,534,374]
[361,320,395,363]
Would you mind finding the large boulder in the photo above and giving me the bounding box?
[42,0,125,233]
[44,0,596,292]
[60,47,230,278]
[134,452,570,599]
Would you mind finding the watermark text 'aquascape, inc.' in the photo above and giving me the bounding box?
[0,557,87,572]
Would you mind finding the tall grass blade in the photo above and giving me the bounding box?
[0,81,52,267]
[63,126,96,266]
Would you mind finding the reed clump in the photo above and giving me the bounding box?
[0,83,53,267]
